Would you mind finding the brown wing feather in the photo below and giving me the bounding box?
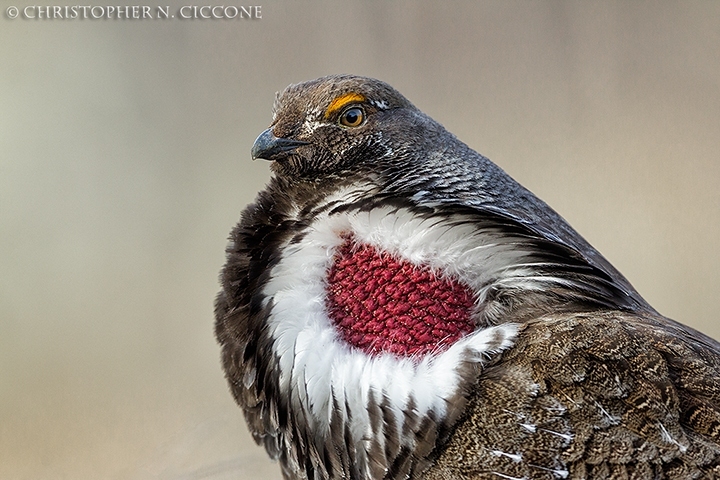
[425,311,720,479]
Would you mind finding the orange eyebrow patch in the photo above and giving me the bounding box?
[324,92,366,119]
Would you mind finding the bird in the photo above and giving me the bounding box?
[214,75,720,479]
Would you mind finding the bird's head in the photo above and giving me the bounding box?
[251,75,430,179]
[246,74,652,316]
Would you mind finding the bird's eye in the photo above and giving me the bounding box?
[339,107,364,128]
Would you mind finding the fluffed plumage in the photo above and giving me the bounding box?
[215,75,720,479]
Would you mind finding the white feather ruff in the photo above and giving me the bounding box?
[262,198,534,459]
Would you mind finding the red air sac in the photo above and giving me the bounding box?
[325,238,476,357]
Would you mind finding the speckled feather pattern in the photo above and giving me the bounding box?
[215,75,720,479]
[426,312,720,479]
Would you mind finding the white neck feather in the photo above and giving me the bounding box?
[259,193,567,475]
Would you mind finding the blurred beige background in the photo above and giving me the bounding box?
[1,1,719,479]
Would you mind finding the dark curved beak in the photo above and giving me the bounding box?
[251,128,310,161]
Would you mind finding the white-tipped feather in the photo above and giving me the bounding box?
[262,189,533,461]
